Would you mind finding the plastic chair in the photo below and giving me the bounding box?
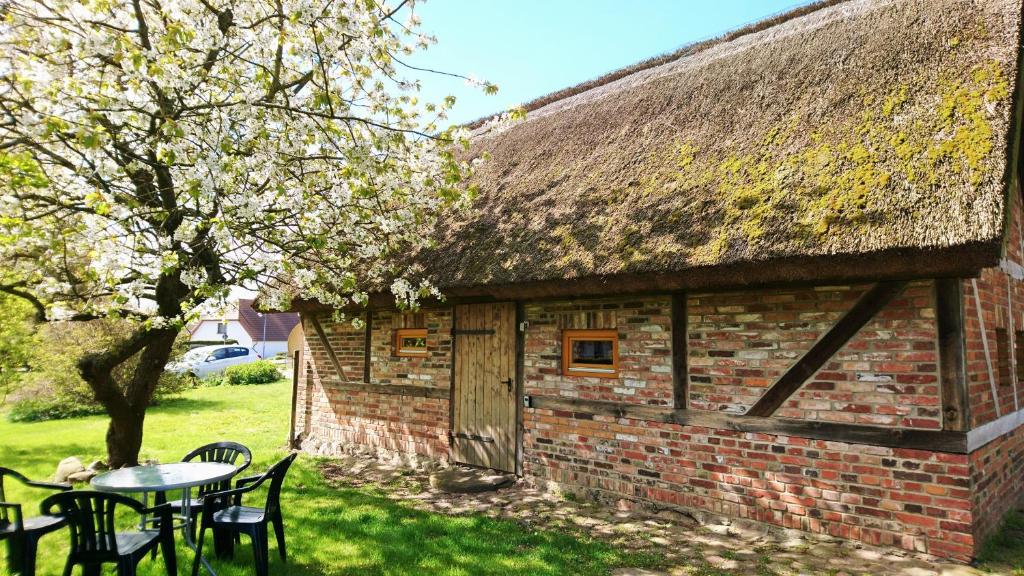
[0,467,70,576]
[192,453,297,576]
[41,491,176,576]
[157,441,252,539]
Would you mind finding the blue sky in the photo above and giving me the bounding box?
[405,1,817,125]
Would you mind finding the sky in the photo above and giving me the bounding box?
[405,0,818,126]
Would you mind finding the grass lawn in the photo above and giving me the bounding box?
[0,381,662,575]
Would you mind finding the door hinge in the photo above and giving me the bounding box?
[519,321,529,333]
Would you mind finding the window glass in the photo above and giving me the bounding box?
[216,322,227,335]
[571,339,615,365]
[394,328,428,357]
[210,348,229,360]
[562,329,618,378]
[230,347,249,358]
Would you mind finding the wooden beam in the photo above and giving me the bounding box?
[309,315,349,380]
[746,281,907,417]
[528,395,968,453]
[671,292,688,409]
[363,311,373,384]
[323,379,450,399]
[936,278,970,431]
[288,350,301,449]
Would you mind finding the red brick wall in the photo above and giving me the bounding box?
[962,185,1024,547]
[296,314,452,460]
[524,298,674,406]
[369,309,453,387]
[687,283,942,429]
[971,422,1024,545]
[523,409,975,560]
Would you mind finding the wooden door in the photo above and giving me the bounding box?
[452,302,517,472]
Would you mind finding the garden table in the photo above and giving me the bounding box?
[91,461,236,576]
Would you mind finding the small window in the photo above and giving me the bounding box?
[562,329,619,378]
[394,328,428,357]
[216,322,228,335]
[1015,330,1024,384]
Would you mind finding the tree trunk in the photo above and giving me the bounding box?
[106,408,146,468]
[79,326,180,468]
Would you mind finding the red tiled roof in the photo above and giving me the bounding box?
[237,298,299,342]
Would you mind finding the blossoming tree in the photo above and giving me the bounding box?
[0,0,496,466]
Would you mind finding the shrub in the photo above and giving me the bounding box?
[224,360,281,385]
[5,320,190,422]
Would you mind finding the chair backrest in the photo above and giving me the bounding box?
[40,491,146,562]
[261,453,297,516]
[0,467,32,524]
[184,441,252,497]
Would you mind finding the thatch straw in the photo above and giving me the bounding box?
[411,0,1021,291]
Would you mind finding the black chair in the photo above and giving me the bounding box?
[192,453,297,576]
[41,491,176,576]
[0,467,70,576]
[157,441,252,539]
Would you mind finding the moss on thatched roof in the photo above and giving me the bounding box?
[409,0,1023,293]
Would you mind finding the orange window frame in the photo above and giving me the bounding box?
[394,328,428,357]
[562,329,619,378]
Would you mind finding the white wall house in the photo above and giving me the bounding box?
[189,298,298,358]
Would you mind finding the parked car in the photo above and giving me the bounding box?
[168,344,261,379]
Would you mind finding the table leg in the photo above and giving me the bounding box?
[140,491,149,530]
[181,487,217,576]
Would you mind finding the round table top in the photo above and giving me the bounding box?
[91,462,238,493]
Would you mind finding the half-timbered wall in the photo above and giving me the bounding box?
[523,298,674,406]
[687,282,942,428]
[296,314,451,460]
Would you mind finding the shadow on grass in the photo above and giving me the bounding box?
[191,459,662,576]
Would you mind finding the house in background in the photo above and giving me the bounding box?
[287,0,1024,563]
[189,298,299,357]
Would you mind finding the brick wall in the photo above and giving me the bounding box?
[523,410,976,560]
[961,185,1024,547]
[687,283,942,429]
[369,309,453,388]
[524,298,674,406]
[296,313,452,460]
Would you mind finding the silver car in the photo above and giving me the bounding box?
[168,344,261,379]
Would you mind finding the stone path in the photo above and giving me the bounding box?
[317,455,998,575]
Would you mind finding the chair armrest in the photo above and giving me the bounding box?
[141,502,174,532]
[201,476,266,509]
[0,502,24,532]
[23,479,72,492]
[234,474,262,489]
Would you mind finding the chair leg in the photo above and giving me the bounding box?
[191,523,207,576]
[252,525,269,576]
[82,563,102,576]
[116,557,135,576]
[272,512,287,563]
[162,525,178,576]
[61,557,74,576]
[20,535,38,576]
[213,526,234,559]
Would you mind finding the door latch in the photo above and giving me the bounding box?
[501,378,513,392]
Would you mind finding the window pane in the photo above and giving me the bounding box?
[401,336,426,349]
[571,339,614,365]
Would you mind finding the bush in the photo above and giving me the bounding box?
[7,395,104,422]
[5,320,190,422]
[223,360,281,385]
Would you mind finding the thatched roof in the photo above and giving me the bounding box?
[406,0,1023,297]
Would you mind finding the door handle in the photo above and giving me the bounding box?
[501,378,513,392]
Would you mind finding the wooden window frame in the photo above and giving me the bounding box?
[562,329,619,378]
[394,328,428,358]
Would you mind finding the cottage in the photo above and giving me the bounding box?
[288,0,1024,562]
